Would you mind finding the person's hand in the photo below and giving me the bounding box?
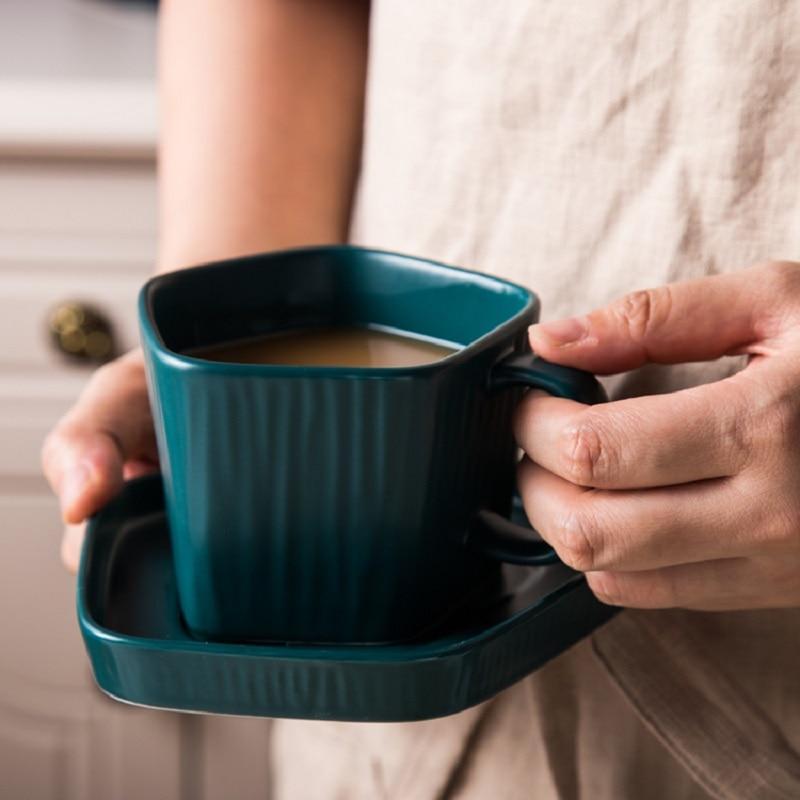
[515,261,800,610]
[41,349,158,572]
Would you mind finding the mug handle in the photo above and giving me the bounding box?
[465,352,608,566]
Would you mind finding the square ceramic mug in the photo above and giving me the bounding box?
[139,246,606,643]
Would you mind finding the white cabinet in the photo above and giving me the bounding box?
[0,496,184,800]
[0,154,275,798]
[0,3,277,791]
[0,153,189,799]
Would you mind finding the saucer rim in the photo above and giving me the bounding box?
[77,475,617,721]
[78,476,586,663]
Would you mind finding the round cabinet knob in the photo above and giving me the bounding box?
[47,301,117,364]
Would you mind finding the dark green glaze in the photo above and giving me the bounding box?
[78,477,619,721]
[464,352,608,565]
[139,246,605,643]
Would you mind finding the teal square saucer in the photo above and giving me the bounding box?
[77,476,618,722]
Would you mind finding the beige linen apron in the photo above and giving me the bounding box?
[271,2,800,797]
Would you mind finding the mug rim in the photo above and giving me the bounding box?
[139,244,540,379]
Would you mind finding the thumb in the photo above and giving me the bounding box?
[41,350,156,524]
[528,264,787,374]
[43,426,126,525]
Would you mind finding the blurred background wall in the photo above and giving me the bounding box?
[0,2,273,797]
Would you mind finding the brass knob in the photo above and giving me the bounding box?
[48,301,117,364]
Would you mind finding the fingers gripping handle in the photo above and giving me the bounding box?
[466,353,608,566]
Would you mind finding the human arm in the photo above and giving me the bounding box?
[43,0,371,570]
[158,0,370,270]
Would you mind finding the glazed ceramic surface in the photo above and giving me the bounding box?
[78,477,618,721]
[140,246,606,643]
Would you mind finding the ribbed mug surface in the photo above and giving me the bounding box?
[140,246,538,643]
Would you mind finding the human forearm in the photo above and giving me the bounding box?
[158,0,370,271]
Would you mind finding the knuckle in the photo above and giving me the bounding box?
[554,508,599,571]
[766,386,800,442]
[40,424,68,474]
[612,287,672,342]
[717,399,756,474]
[742,367,800,439]
[560,414,615,486]
[91,359,118,387]
[750,261,800,335]
[86,355,134,396]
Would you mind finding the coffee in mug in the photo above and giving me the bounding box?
[186,326,457,368]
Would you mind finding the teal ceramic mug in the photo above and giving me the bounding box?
[139,246,606,643]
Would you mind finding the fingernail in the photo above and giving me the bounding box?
[530,317,587,347]
[60,463,90,516]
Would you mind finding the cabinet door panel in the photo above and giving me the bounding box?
[0,161,156,240]
[0,377,86,487]
[0,495,90,708]
[0,706,73,800]
[0,270,145,372]
[0,492,184,799]
[0,153,276,798]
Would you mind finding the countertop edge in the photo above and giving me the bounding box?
[0,79,157,159]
